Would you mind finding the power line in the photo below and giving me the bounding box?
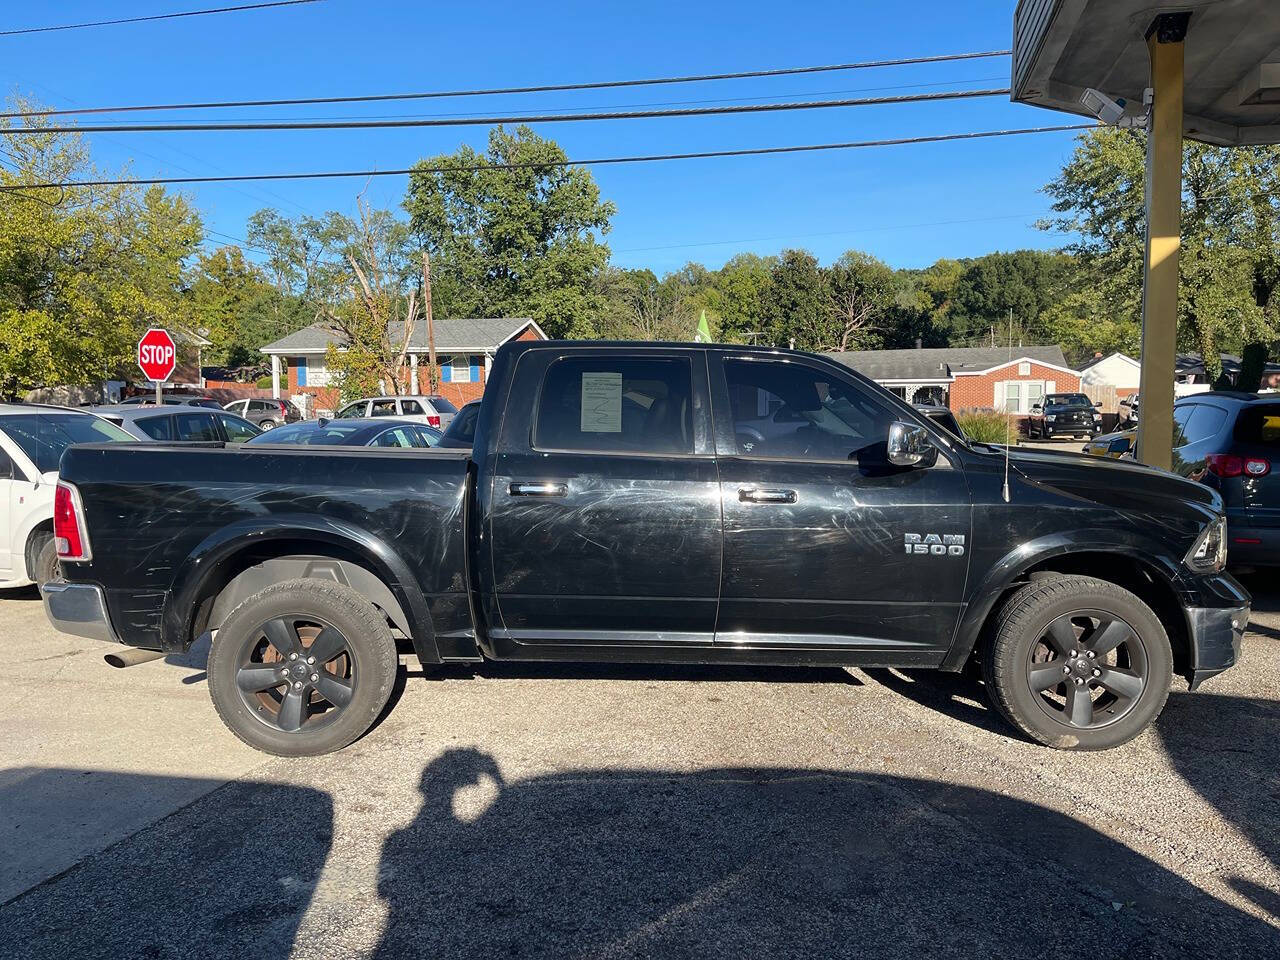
[3,50,1012,118]
[0,1,323,37]
[0,124,1094,192]
[1,87,1013,134]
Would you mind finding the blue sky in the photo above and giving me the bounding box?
[1,1,1086,273]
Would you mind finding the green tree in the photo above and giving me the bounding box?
[187,246,291,366]
[824,250,896,352]
[944,250,1074,346]
[1043,127,1277,378]
[762,249,828,349]
[0,105,202,397]
[404,125,615,338]
[705,253,774,343]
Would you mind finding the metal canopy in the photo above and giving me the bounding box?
[1013,0,1280,145]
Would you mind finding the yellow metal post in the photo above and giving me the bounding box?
[1136,13,1189,470]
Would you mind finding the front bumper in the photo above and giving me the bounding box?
[41,582,120,644]
[1185,602,1249,689]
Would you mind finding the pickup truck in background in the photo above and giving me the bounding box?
[44,341,1249,755]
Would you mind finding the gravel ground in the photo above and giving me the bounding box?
[1,575,1278,958]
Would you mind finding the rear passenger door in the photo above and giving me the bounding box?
[487,348,721,647]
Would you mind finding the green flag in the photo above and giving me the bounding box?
[694,309,712,343]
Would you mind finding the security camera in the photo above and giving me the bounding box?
[1080,88,1128,125]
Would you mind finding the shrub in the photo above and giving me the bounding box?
[957,410,1021,445]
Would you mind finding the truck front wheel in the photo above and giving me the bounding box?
[208,579,398,756]
[981,575,1172,750]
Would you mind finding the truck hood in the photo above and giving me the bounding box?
[1002,445,1221,522]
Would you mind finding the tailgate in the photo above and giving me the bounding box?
[1233,403,1280,527]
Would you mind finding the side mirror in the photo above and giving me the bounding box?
[1031,404,1043,413]
[887,421,936,467]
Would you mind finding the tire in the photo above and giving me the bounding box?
[33,534,62,586]
[259,419,277,430]
[981,575,1172,750]
[207,579,398,756]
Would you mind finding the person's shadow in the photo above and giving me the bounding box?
[373,748,1279,958]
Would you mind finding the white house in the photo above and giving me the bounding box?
[1079,352,1141,395]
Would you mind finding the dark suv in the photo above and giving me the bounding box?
[1172,392,1280,566]
[1027,393,1103,440]
[223,397,302,430]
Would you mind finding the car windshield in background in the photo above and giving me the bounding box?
[246,422,366,445]
[1233,404,1280,446]
[1045,394,1091,407]
[1,414,133,473]
[427,395,459,413]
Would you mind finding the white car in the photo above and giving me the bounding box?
[0,405,133,589]
[334,395,459,429]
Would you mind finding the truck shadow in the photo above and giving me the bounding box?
[0,768,332,958]
[370,748,1278,958]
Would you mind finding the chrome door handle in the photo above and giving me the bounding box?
[508,481,568,497]
[738,487,797,504]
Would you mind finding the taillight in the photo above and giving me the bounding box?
[53,481,93,561]
[1206,454,1270,478]
[427,415,441,428]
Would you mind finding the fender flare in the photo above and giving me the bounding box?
[941,527,1184,670]
[160,513,440,664]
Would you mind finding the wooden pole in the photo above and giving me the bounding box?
[422,250,439,393]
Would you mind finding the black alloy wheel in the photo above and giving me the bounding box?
[1025,611,1148,730]
[235,615,355,734]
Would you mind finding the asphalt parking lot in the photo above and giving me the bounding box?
[1,576,1278,958]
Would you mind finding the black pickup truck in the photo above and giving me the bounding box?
[43,341,1249,754]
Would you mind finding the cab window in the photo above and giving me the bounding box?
[534,357,693,455]
[399,399,424,416]
[724,359,894,462]
[174,413,220,441]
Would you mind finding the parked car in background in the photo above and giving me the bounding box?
[436,399,481,449]
[912,404,964,440]
[223,397,302,430]
[245,418,442,448]
[1082,429,1136,459]
[1026,393,1104,440]
[334,395,458,430]
[91,405,262,443]
[119,395,224,410]
[0,405,133,588]
[1170,392,1280,566]
[1120,394,1140,426]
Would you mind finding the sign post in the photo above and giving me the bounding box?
[137,328,177,404]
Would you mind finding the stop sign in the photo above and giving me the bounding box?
[137,328,177,383]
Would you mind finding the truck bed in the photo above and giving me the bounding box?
[57,442,472,650]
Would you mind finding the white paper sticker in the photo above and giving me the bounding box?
[580,371,623,432]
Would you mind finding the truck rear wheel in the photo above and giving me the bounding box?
[207,579,397,756]
[981,575,1172,750]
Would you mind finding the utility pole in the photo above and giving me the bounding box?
[422,250,439,393]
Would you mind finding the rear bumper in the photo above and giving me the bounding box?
[1225,524,1280,567]
[41,582,120,644]
[1185,602,1249,689]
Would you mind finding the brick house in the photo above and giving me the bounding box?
[259,317,546,416]
[829,346,1081,414]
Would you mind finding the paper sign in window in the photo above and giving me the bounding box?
[580,371,623,432]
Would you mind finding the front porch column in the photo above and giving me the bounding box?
[270,354,281,399]
[410,354,419,394]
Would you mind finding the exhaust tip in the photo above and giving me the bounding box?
[104,648,167,668]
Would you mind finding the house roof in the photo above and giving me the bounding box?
[260,317,540,355]
[1079,351,1139,372]
[829,345,1070,382]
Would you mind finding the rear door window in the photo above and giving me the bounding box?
[1182,405,1228,444]
[136,416,174,441]
[534,357,694,455]
[373,427,419,448]
[399,400,424,416]
[174,413,220,441]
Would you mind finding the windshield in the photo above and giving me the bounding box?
[247,422,365,445]
[1,413,133,473]
[1045,394,1091,407]
[442,403,479,443]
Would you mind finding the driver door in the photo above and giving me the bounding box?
[710,354,972,660]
